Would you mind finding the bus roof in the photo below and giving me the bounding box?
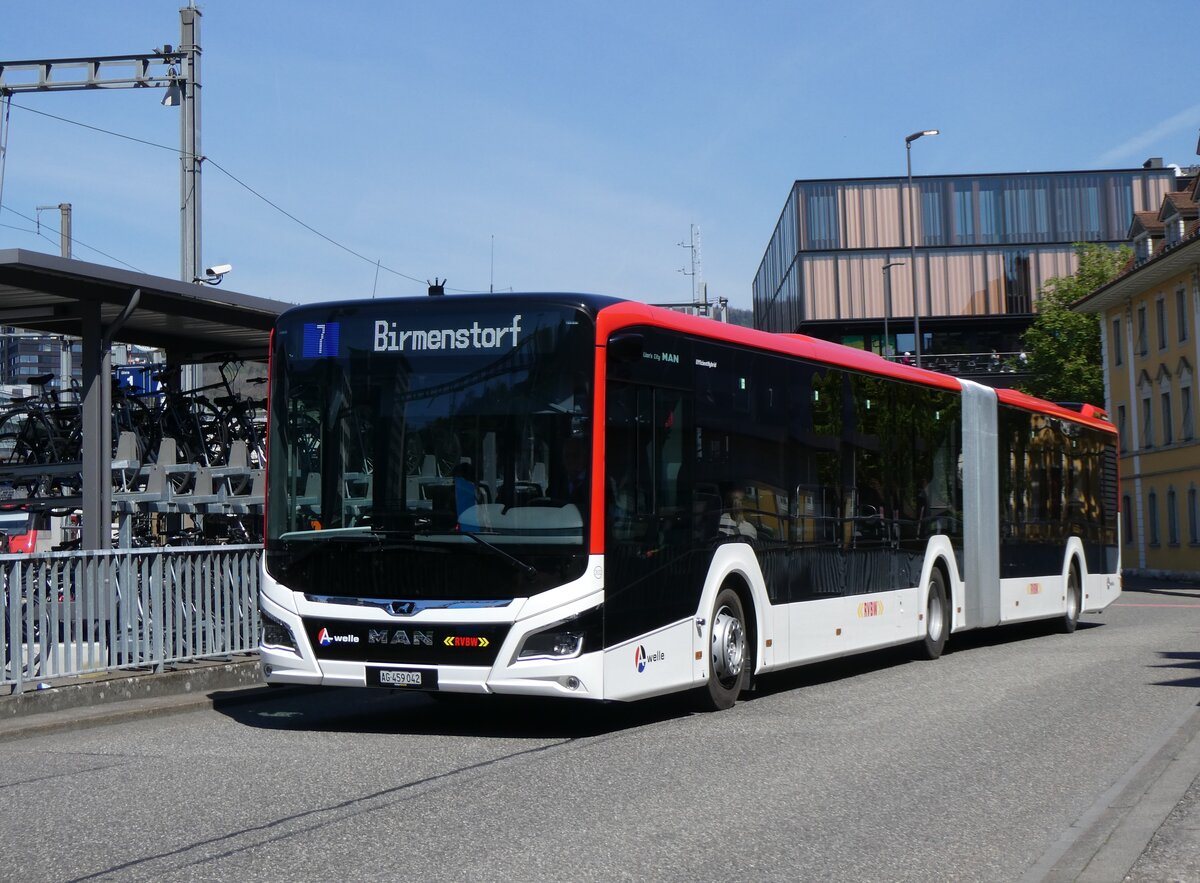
[596,300,1117,435]
[275,291,626,323]
[595,299,961,391]
[994,387,1116,433]
[274,292,1115,436]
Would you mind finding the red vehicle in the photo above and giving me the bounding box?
[0,507,41,554]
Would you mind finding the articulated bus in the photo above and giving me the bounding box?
[258,294,1120,709]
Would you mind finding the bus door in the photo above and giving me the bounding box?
[603,378,702,693]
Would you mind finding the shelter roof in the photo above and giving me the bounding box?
[0,249,292,361]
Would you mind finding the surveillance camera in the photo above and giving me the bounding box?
[204,264,232,277]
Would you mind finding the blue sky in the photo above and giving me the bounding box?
[1,1,1196,311]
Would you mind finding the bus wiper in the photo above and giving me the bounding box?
[456,529,538,579]
[279,528,422,549]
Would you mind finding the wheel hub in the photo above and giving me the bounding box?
[711,605,745,682]
[927,595,944,642]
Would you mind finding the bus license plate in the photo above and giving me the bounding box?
[371,668,437,690]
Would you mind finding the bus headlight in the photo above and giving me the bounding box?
[519,630,584,660]
[260,609,298,651]
[516,605,602,662]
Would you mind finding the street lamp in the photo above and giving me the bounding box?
[881,261,904,359]
[905,129,939,367]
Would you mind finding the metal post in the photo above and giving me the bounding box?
[58,203,72,259]
[179,6,203,393]
[80,304,112,551]
[180,6,202,287]
[905,129,938,368]
[906,143,920,367]
[882,262,904,359]
[58,204,73,397]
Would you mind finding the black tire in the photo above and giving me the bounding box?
[700,587,749,711]
[1060,568,1081,634]
[917,567,949,660]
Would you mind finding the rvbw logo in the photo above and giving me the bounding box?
[634,645,664,673]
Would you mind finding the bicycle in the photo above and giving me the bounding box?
[0,375,83,496]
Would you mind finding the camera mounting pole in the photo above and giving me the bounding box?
[0,6,203,286]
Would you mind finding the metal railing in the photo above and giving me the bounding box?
[2,544,260,693]
[885,350,1029,375]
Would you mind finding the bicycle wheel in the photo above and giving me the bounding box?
[111,393,156,463]
[193,397,229,466]
[0,408,66,496]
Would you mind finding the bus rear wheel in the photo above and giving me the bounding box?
[1060,568,1081,634]
[701,587,749,711]
[917,568,949,660]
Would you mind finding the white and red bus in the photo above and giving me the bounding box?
[258,294,1120,709]
[0,506,44,554]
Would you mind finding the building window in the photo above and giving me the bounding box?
[1168,489,1179,545]
[1148,490,1159,546]
[1138,306,1148,356]
[1183,387,1194,441]
[1189,487,1198,545]
[1178,289,1189,343]
[1117,404,1128,451]
[1123,494,1133,543]
[921,186,945,246]
[1162,391,1173,445]
[979,185,1003,244]
[953,184,974,242]
[1157,298,1168,350]
[1113,318,1122,365]
[1004,251,1032,313]
[803,186,840,250]
[1142,395,1153,447]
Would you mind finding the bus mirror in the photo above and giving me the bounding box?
[608,333,644,363]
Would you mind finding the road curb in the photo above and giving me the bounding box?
[1023,703,1200,882]
[0,657,317,742]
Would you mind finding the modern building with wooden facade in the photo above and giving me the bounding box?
[754,163,1177,366]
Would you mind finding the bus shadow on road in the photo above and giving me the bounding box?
[218,621,1107,736]
[215,684,701,739]
[1126,585,1200,601]
[744,618,1105,702]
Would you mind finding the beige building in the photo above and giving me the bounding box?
[1075,174,1200,579]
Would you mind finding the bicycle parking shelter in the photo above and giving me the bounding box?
[0,248,291,549]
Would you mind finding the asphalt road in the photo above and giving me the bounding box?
[2,587,1198,882]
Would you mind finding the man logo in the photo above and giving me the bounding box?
[367,628,434,646]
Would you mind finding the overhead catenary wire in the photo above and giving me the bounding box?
[1,100,490,294]
[0,206,144,271]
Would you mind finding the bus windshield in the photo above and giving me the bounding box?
[265,299,595,599]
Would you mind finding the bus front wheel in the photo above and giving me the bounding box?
[918,568,949,660]
[1060,568,1081,634]
[702,587,748,711]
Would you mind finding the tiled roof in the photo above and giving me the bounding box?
[1129,211,1164,236]
[1158,189,1198,221]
